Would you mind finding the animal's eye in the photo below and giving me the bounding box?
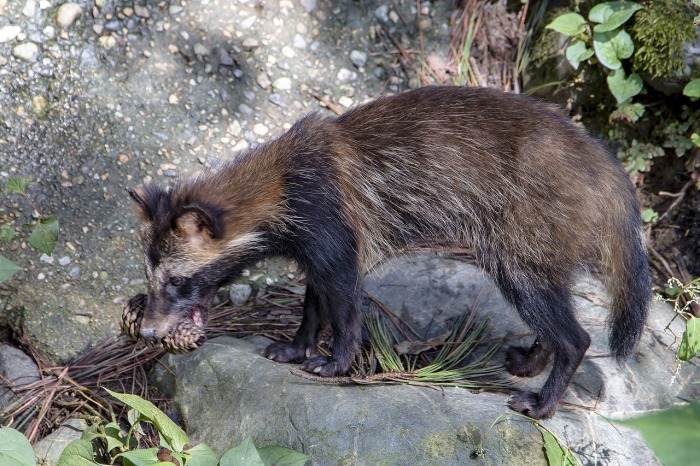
[170,276,185,287]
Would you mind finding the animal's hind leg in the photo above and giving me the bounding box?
[264,285,322,363]
[495,270,591,419]
[505,338,553,377]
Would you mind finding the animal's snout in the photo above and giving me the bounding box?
[139,327,159,340]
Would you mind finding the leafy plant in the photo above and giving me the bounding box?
[0,427,36,466]
[57,390,310,466]
[1,177,59,283]
[613,402,700,466]
[546,2,644,110]
[662,277,700,361]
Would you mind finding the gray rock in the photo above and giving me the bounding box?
[58,256,71,266]
[22,0,37,18]
[55,3,82,28]
[193,43,209,57]
[133,5,150,19]
[337,67,357,82]
[217,47,234,66]
[229,284,252,305]
[349,50,368,68]
[33,418,87,466]
[292,34,306,50]
[272,77,292,91]
[375,5,389,23]
[152,256,690,465]
[0,344,40,414]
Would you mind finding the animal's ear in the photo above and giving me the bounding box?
[128,185,167,221]
[174,204,225,247]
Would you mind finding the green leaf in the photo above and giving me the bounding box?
[610,102,645,123]
[104,422,127,453]
[640,209,659,223]
[593,29,634,70]
[220,437,264,466]
[0,255,21,283]
[186,444,219,466]
[0,428,36,466]
[606,69,643,105]
[683,79,700,99]
[537,426,579,466]
[57,438,99,466]
[105,389,190,452]
[589,2,643,32]
[5,177,31,194]
[258,446,310,466]
[678,317,700,361]
[0,223,14,242]
[565,40,594,69]
[614,403,700,466]
[28,215,59,254]
[545,13,587,36]
[116,448,163,466]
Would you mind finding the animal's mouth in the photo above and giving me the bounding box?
[188,305,208,329]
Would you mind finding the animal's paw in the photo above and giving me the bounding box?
[300,356,350,377]
[507,391,556,419]
[263,342,310,364]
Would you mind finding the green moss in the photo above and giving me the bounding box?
[630,0,696,78]
[423,431,457,459]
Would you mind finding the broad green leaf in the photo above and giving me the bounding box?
[116,448,169,466]
[606,69,643,105]
[678,317,700,361]
[5,177,31,194]
[0,428,36,466]
[0,223,14,242]
[565,40,594,69]
[258,446,311,466]
[593,29,634,70]
[0,255,21,282]
[614,403,700,466]
[57,438,99,466]
[104,422,127,452]
[683,79,700,99]
[589,2,643,32]
[80,424,101,442]
[545,13,587,36]
[186,444,219,466]
[220,437,264,466]
[28,215,59,254]
[537,426,579,466]
[105,389,190,452]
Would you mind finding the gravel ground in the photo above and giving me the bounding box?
[0,0,454,361]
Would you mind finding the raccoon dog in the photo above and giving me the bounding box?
[128,86,651,419]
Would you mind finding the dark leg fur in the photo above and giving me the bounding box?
[300,276,362,376]
[495,267,591,419]
[264,286,323,363]
[505,338,553,378]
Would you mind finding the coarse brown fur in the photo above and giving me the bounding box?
[128,86,651,419]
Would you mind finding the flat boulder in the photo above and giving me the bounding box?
[152,255,696,465]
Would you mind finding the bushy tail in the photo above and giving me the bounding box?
[603,211,652,362]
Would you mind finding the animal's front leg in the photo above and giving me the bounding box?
[264,285,322,363]
[300,278,361,377]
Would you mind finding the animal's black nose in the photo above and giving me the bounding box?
[140,327,158,340]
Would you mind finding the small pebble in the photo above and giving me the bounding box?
[349,50,368,68]
[292,34,306,49]
[229,284,252,305]
[56,3,83,28]
[69,267,80,277]
[134,5,150,18]
[253,123,269,136]
[40,253,54,264]
[0,25,21,43]
[168,94,179,105]
[12,42,39,62]
[242,38,259,50]
[338,96,354,108]
[193,43,209,56]
[256,73,271,89]
[299,0,316,12]
[272,77,292,90]
[58,256,71,266]
[337,67,357,82]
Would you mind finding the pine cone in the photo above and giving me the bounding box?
[162,320,207,354]
[121,294,147,341]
